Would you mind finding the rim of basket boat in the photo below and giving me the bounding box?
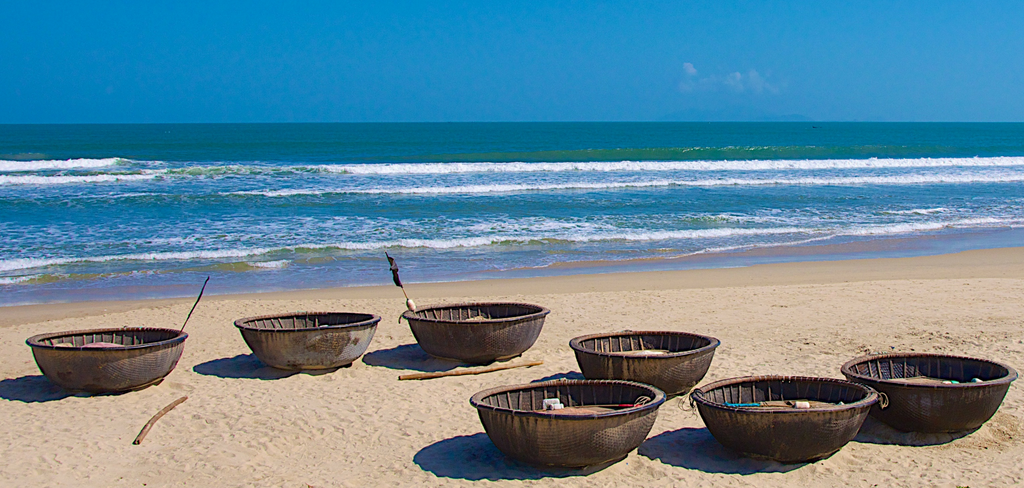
[234,311,381,332]
[401,302,550,324]
[26,327,188,351]
[840,352,1019,388]
[469,379,667,419]
[568,330,720,358]
[691,375,879,413]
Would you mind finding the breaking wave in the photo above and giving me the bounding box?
[317,157,1024,175]
[231,171,1024,196]
[0,157,129,172]
[0,217,1012,273]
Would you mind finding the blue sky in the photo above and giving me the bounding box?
[2,1,1022,123]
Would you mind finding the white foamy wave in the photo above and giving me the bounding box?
[8,157,1024,187]
[841,218,1008,237]
[0,173,158,185]
[358,181,673,195]
[248,260,289,269]
[229,182,681,197]
[692,234,844,256]
[0,157,128,172]
[310,226,826,250]
[0,257,69,272]
[0,248,274,272]
[314,156,1024,175]
[884,207,949,215]
[2,215,1016,273]
[654,218,1016,254]
[0,229,811,272]
[373,173,1024,193]
[231,171,1024,196]
[285,228,817,250]
[230,188,330,197]
[4,156,1024,180]
[464,219,613,234]
[329,236,508,250]
[92,156,1024,180]
[576,227,812,242]
[0,275,38,285]
[76,191,168,200]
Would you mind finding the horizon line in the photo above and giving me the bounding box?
[4,120,1024,126]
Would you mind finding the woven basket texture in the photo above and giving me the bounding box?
[841,353,1017,432]
[691,375,877,463]
[235,312,380,370]
[571,331,719,396]
[470,380,665,467]
[27,328,187,393]
[403,302,548,364]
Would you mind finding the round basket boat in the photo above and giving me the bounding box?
[234,312,380,370]
[402,302,549,364]
[841,353,1017,433]
[26,327,188,394]
[470,379,666,468]
[570,331,719,396]
[691,376,878,463]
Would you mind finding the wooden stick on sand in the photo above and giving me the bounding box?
[398,360,543,381]
[133,396,188,445]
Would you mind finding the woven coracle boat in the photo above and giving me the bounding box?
[570,331,720,396]
[402,302,549,364]
[26,327,188,394]
[841,353,1017,433]
[691,376,878,463]
[234,312,381,370]
[470,379,666,467]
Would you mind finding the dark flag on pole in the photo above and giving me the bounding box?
[386,252,416,312]
[386,252,403,287]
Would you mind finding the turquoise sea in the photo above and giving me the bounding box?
[2,122,1023,306]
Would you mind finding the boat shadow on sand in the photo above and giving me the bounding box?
[414,432,616,481]
[530,371,586,383]
[853,416,976,446]
[639,416,977,473]
[361,344,465,373]
[639,427,806,474]
[192,354,344,380]
[0,375,77,403]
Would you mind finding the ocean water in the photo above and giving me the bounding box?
[2,122,1023,306]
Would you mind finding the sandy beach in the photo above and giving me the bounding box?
[2,247,1023,487]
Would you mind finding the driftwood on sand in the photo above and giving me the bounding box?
[133,396,188,445]
[398,360,543,381]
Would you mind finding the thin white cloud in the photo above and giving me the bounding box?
[679,64,780,94]
[724,72,744,92]
[743,70,776,94]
